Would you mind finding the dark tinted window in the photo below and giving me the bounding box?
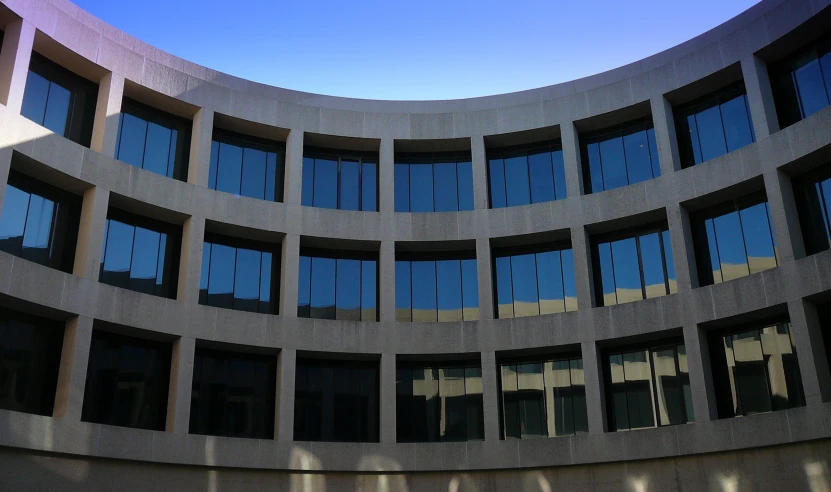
[581,118,660,194]
[209,130,285,202]
[115,98,191,181]
[301,148,378,211]
[21,53,97,146]
[675,83,755,168]
[0,307,64,416]
[396,361,484,442]
[493,244,577,318]
[605,342,693,431]
[189,347,276,439]
[488,141,567,208]
[81,329,171,430]
[0,170,80,272]
[100,210,181,298]
[294,358,379,442]
[298,248,377,321]
[770,32,831,128]
[395,253,478,322]
[793,163,831,255]
[199,234,280,314]
[394,152,474,212]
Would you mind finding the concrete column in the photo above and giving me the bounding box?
[560,122,584,198]
[73,186,110,280]
[283,129,304,205]
[279,233,300,317]
[378,138,394,213]
[581,341,607,433]
[176,216,206,304]
[475,238,494,320]
[379,240,396,322]
[275,348,297,441]
[741,55,780,139]
[380,353,396,443]
[788,299,831,405]
[682,323,719,422]
[52,316,94,421]
[666,203,698,291]
[0,146,13,215]
[480,351,500,441]
[165,336,196,433]
[0,19,35,113]
[187,108,214,187]
[90,72,124,158]
[470,135,489,210]
[570,226,595,309]
[764,169,805,263]
[651,95,682,174]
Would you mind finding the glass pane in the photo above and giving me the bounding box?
[361,260,377,321]
[128,227,161,295]
[301,157,315,207]
[395,261,411,322]
[297,256,311,317]
[21,71,50,126]
[647,128,661,179]
[536,250,564,314]
[510,253,539,317]
[215,142,242,195]
[528,151,555,203]
[489,159,507,208]
[436,260,462,322]
[234,248,261,313]
[461,259,479,321]
[726,329,772,415]
[652,348,682,426]
[199,243,211,304]
[313,158,338,209]
[516,363,546,438]
[662,230,677,294]
[259,252,272,313]
[21,194,55,265]
[439,367,467,441]
[623,350,655,429]
[598,242,617,306]
[609,354,629,430]
[705,219,723,283]
[623,130,654,185]
[0,186,30,255]
[760,324,804,410]
[695,105,728,162]
[686,113,703,165]
[265,152,279,202]
[586,142,605,193]
[336,258,361,321]
[143,122,173,177]
[551,150,567,200]
[457,161,474,211]
[546,360,573,437]
[713,210,750,281]
[570,358,588,433]
[433,162,459,212]
[116,113,147,168]
[794,58,830,118]
[409,164,434,212]
[639,232,667,299]
[42,82,72,136]
[611,237,643,304]
[677,345,694,422]
[241,148,267,200]
[598,136,628,191]
[411,261,437,322]
[310,257,336,319]
[465,367,484,440]
[394,164,409,212]
[414,367,439,441]
[495,256,514,319]
[501,365,520,439]
[720,95,754,153]
[561,249,578,311]
[504,156,531,207]
[209,141,219,190]
[361,162,377,212]
[396,368,414,442]
[101,220,135,289]
[207,243,236,309]
[339,160,360,211]
[739,203,777,274]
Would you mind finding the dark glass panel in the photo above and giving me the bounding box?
[19,195,54,265]
[561,249,578,311]
[528,151,556,204]
[298,255,311,317]
[721,95,754,153]
[339,160,360,211]
[409,164,434,212]
[516,363,546,438]
[313,158,338,209]
[457,161,475,211]
[536,250,564,314]
[199,243,211,305]
[259,252,273,313]
[436,260,463,322]
[622,129,654,185]
[461,258,479,321]
[662,230,677,294]
[639,232,667,299]
[265,152,280,202]
[361,162,378,212]
[21,71,50,125]
[504,156,531,207]
[128,226,161,295]
[411,260,437,322]
[647,128,661,179]
[713,210,750,281]
[489,158,507,208]
[597,241,617,306]
[310,257,336,319]
[793,57,829,118]
[301,157,315,207]
[100,220,135,289]
[569,358,589,433]
[433,162,458,212]
[598,136,628,191]
[623,350,655,429]
[501,364,520,438]
[0,185,29,252]
[652,348,682,426]
[143,122,174,177]
[396,368,414,442]
[116,113,148,169]
[684,113,703,165]
[552,150,567,200]
[495,256,514,319]
[241,148,267,200]
[209,141,219,190]
[695,105,728,162]
[336,258,361,320]
[511,253,539,317]
[361,260,377,321]
[465,367,485,440]
[609,354,629,430]
[233,248,261,313]
[395,260,411,322]
[586,142,605,193]
[739,203,777,274]
[394,163,410,212]
[41,82,71,136]
[207,243,236,309]
[610,237,643,304]
[548,360,573,436]
[705,218,723,283]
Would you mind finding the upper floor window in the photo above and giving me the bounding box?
[593,226,676,307]
[0,307,64,416]
[100,209,180,299]
[199,234,280,314]
[770,32,831,128]
[692,194,777,286]
[396,361,484,442]
[493,244,577,318]
[709,321,805,418]
[0,170,80,272]
[395,253,478,322]
[606,340,694,431]
[793,163,831,255]
[115,98,191,181]
[581,118,660,194]
[500,354,588,439]
[302,148,377,211]
[488,141,567,208]
[21,53,97,146]
[298,248,377,321]
[674,83,755,168]
[210,129,285,202]
[395,153,474,212]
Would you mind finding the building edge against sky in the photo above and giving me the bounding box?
[0,0,830,490]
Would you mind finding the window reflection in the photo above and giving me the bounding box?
[770,32,831,128]
[301,148,378,211]
[494,245,577,318]
[488,141,567,209]
[209,130,285,202]
[581,118,660,194]
[395,253,479,322]
[298,248,378,321]
[394,153,474,212]
[793,164,831,255]
[115,98,191,181]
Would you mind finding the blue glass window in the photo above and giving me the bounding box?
[488,141,566,208]
[199,234,279,314]
[493,245,577,318]
[581,118,660,194]
[115,98,191,181]
[395,254,479,322]
[298,249,377,321]
[0,170,80,272]
[394,153,474,212]
[771,33,831,128]
[793,164,831,255]
[301,149,378,211]
[209,130,285,202]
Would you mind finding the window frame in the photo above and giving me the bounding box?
[394,250,479,322]
[579,117,660,194]
[769,31,831,129]
[297,246,379,321]
[487,139,567,208]
[394,151,474,212]
[792,163,831,255]
[302,147,379,211]
[210,128,286,203]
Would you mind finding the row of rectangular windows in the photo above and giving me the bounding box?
[0,306,822,441]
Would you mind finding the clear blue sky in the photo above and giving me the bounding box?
[73,0,759,100]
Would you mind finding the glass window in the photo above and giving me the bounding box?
[500,355,588,439]
[396,254,479,322]
[115,98,191,181]
[488,142,566,209]
[593,226,676,306]
[793,164,831,255]
[21,53,97,146]
[494,245,577,318]
[606,342,693,432]
[294,359,379,442]
[100,210,180,299]
[298,249,377,321]
[199,234,279,314]
[0,170,80,272]
[771,34,831,128]
[396,361,485,442]
[189,347,276,439]
[81,329,172,431]
[394,153,474,212]
[693,195,778,286]
[301,149,378,211]
[0,307,65,416]
[209,130,285,202]
[580,118,660,194]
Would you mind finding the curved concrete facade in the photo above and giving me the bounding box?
[0,0,830,490]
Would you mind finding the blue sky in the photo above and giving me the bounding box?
[74,0,759,100]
